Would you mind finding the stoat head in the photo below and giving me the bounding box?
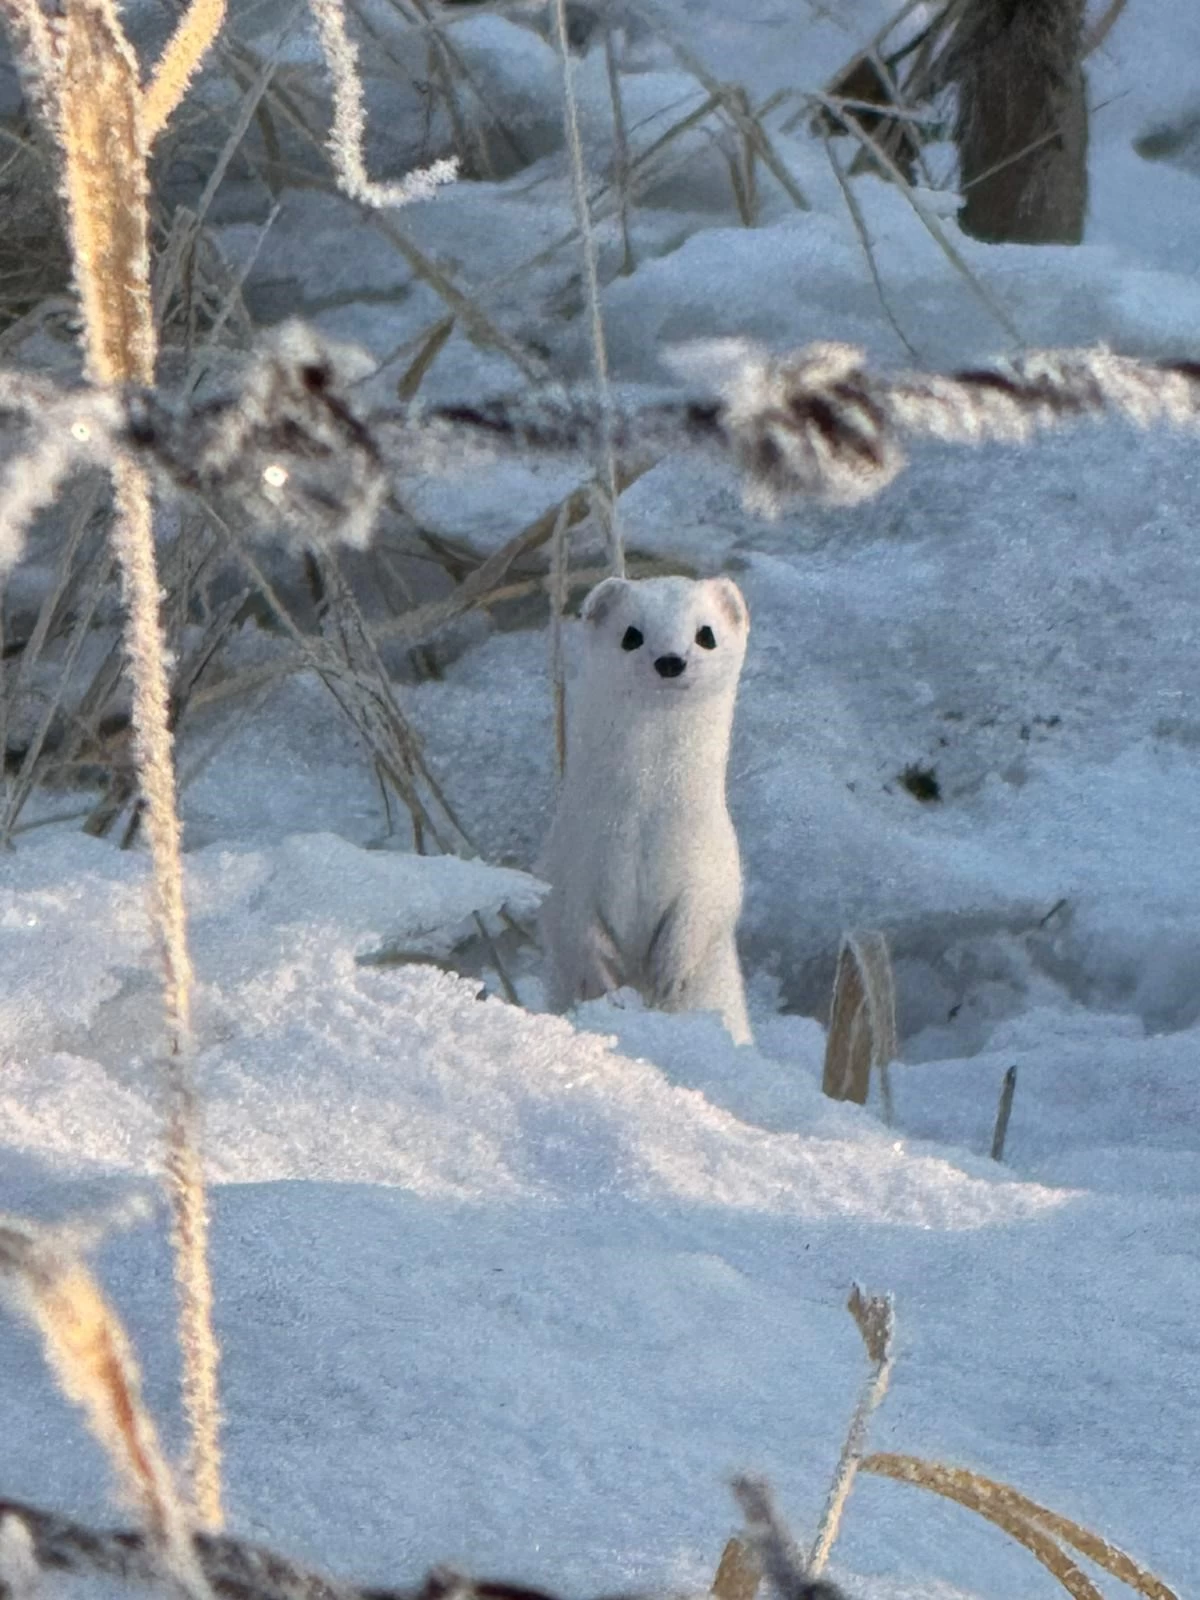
[579,575,749,702]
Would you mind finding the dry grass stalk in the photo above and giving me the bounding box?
[396,315,456,400]
[862,1453,1178,1600]
[108,459,194,1044]
[204,517,460,852]
[491,88,722,291]
[418,13,484,176]
[194,27,534,372]
[552,0,622,577]
[189,29,296,236]
[808,1286,895,1575]
[860,1454,1098,1600]
[141,0,229,144]
[603,30,635,276]
[5,502,226,842]
[990,1063,1017,1160]
[178,555,682,730]
[307,0,458,206]
[372,212,547,380]
[711,1537,761,1600]
[311,543,469,849]
[108,470,224,1523]
[821,130,919,359]
[0,1217,210,1599]
[813,92,1022,346]
[110,456,221,1529]
[1005,1486,1176,1599]
[371,459,653,649]
[382,0,527,176]
[467,553,684,610]
[633,14,809,212]
[1,509,115,842]
[9,0,224,1526]
[57,0,154,387]
[821,932,897,1105]
[161,1077,222,1532]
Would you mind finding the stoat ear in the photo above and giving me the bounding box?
[710,576,749,633]
[581,576,630,626]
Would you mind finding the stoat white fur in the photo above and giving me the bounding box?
[539,574,752,1045]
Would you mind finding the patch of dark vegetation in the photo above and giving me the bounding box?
[899,762,941,803]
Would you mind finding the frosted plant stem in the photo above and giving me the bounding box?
[308,0,458,207]
[108,456,222,1530]
[808,1287,895,1575]
[808,1355,891,1572]
[40,0,224,1523]
[552,0,623,578]
[141,0,228,144]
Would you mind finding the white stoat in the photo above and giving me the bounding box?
[539,574,752,1045]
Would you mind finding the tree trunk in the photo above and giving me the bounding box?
[947,0,1088,245]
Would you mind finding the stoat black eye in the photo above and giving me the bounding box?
[695,625,717,650]
[621,626,644,651]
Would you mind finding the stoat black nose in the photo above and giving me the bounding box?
[655,654,686,679]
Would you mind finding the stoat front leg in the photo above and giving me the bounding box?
[645,891,721,1010]
[645,890,751,1043]
[563,910,627,1005]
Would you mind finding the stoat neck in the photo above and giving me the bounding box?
[565,682,736,800]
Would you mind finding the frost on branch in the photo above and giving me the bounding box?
[426,338,1200,513]
[5,331,1200,580]
[307,0,459,209]
[0,375,122,576]
[0,323,388,577]
[128,321,388,549]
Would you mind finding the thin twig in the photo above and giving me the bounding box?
[552,0,622,576]
[307,0,458,207]
[816,92,1022,346]
[808,1286,895,1574]
[821,131,920,360]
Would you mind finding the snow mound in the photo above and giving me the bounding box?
[0,827,1062,1230]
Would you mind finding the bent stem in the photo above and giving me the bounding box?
[808,1285,895,1575]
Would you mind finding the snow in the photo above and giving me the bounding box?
[4,0,1200,1598]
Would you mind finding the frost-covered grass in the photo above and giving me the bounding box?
[3,0,1200,1596]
